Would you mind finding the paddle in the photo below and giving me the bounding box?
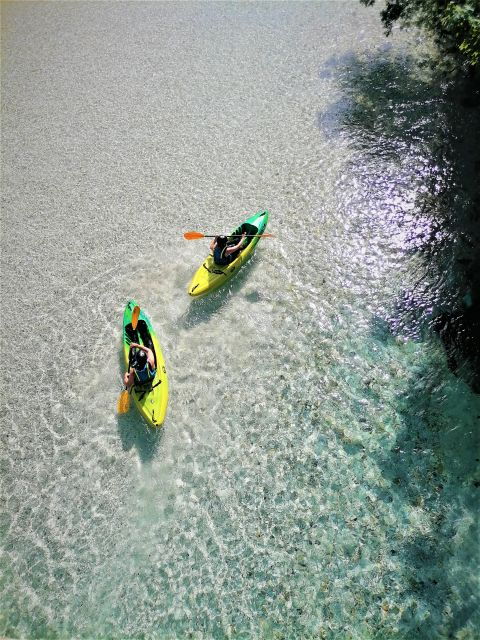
[117,305,140,414]
[131,305,140,329]
[184,231,274,240]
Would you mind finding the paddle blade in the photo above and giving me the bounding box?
[131,305,140,329]
[117,389,130,414]
[184,231,205,240]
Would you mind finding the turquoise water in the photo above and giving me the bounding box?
[1,2,479,639]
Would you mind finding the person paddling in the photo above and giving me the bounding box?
[123,342,156,390]
[210,232,246,266]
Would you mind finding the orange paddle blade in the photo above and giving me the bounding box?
[184,231,205,240]
[117,389,130,414]
[132,305,140,329]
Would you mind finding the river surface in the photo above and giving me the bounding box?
[1,2,479,639]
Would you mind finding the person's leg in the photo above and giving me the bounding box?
[125,323,137,344]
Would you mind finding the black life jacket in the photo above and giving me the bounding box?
[213,243,231,266]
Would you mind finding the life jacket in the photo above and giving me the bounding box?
[134,362,156,385]
[132,352,156,386]
[213,243,231,266]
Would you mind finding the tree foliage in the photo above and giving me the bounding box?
[361,0,480,70]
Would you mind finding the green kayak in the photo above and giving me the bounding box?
[122,301,168,427]
[187,210,269,298]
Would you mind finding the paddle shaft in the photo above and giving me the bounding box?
[184,230,273,240]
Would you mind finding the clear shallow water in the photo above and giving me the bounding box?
[1,2,479,639]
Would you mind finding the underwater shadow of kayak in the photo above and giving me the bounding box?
[116,411,163,464]
[116,347,163,464]
[179,257,258,330]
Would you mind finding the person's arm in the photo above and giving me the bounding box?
[210,238,216,252]
[140,345,155,366]
[145,347,155,369]
[130,343,154,364]
[225,232,246,256]
[130,343,155,369]
[124,369,135,389]
[130,342,149,353]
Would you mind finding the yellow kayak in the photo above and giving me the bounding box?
[122,301,168,427]
[187,210,269,298]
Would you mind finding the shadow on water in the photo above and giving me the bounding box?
[178,257,257,329]
[369,328,478,638]
[116,411,163,464]
[322,51,480,392]
[322,52,480,637]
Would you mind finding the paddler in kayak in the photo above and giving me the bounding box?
[210,231,246,266]
[123,342,156,390]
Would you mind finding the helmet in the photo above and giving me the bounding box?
[134,349,147,370]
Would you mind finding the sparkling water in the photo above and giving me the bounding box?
[1,2,479,639]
